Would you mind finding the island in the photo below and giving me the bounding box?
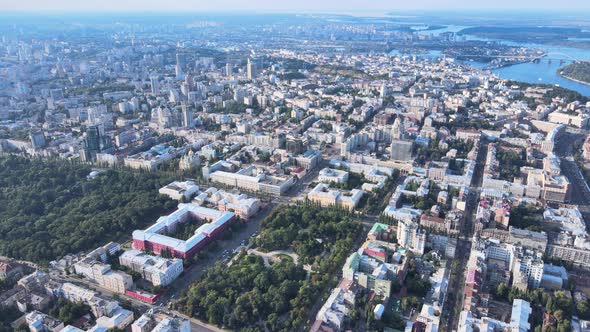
[559,61,590,86]
[458,26,590,49]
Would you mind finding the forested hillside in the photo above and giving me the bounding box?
[560,61,590,84]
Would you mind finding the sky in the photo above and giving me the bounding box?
[0,0,589,13]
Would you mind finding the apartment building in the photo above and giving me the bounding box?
[397,219,427,254]
[73,257,132,294]
[548,110,590,128]
[57,283,134,330]
[318,168,349,184]
[307,183,364,211]
[119,250,183,287]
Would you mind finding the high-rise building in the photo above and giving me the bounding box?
[84,125,101,159]
[184,73,193,91]
[380,83,389,98]
[247,58,257,80]
[391,140,413,161]
[176,52,186,68]
[30,131,46,149]
[182,103,193,128]
[225,62,232,77]
[83,125,112,162]
[397,220,426,254]
[150,76,159,95]
[175,64,183,79]
[513,249,545,289]
[390,116,413,161]
[391,116,404,140]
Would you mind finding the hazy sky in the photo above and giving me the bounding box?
[0,0,589,12]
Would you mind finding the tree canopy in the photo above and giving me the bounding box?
[178,254,307,331]
[178,202,365,331]
[0,156,177,263]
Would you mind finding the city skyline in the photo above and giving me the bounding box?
[2,3,590,332]
[1,0,590,13]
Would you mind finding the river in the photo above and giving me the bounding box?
[417,26,590,96]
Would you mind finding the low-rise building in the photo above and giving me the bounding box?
[208,163,295,196]
[131,308,190,332]
[318,168,349,184]
[201,188,261,219]
[132,203,235,259]
[57,283,133,329]
[159,181,200,201]
[124,145,185,171]
[119,250,183,287]
[0,260,25,281]
[548,110,590,128]
[25,311,64,332]
[311,286,355,332]
[458,298,531,332]
[73,258,132,294]
[307,183,364,211]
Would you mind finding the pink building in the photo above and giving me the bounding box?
[125,290,159,304]
[132,203,234,259]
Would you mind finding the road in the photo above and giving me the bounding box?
[52,273,222,332]
[51,117,380,331]
[276,159,331,204]
[48,199,279,332]
[158,202,277,304]
[443,139,488,332]
[441,130,590,331]
[554,130,590,221]
[165,159,331,330]
[49,156,330,331]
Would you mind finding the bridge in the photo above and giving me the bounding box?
[453,51,583,62]
[545,51,582,61]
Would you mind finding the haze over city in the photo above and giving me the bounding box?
[2,1,590,332]
[1,0,590,12]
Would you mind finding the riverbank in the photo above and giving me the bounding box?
[558,72,590,87]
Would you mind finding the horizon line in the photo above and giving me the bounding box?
[1,8,590,15]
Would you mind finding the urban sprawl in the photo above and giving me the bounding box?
[1,16,590,332]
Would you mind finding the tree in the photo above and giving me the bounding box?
[553,310,565,321]
[496,282,509,300]
[401,296,419,313]
[557,319,571,332]
[0,156,177,263]
[390,278,402,294]
[178,255,309,331]
[577,300,590,320]
[546,296,555,313]
[49,299,90,325]
[206,300,225,325]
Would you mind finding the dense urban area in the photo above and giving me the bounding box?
[2,10,590,332]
